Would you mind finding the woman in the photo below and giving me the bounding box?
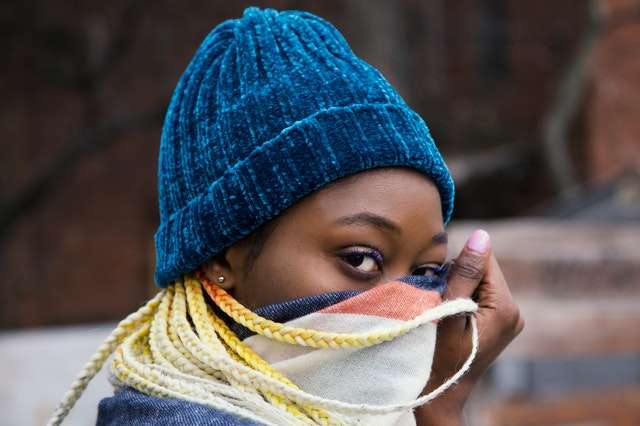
[48,6,523,426]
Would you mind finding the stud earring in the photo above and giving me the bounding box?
[217,275,226,283]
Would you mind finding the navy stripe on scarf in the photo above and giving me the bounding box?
[226,272,447,340]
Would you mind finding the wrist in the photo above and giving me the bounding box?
[415,380,471,426]
[414,402,465,426]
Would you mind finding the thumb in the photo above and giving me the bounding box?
[444,229,491,300]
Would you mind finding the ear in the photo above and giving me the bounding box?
[201,250,237,291]
[201,233,256,292]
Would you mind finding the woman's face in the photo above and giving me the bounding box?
[203,166,447,310]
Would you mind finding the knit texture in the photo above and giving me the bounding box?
[154,6,455,287]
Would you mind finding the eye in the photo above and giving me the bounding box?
[339,246,384,275]
[412,263,446,277]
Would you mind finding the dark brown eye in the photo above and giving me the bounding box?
[344,253,379,273]
[340,246,383,274]
[412,264,442,277]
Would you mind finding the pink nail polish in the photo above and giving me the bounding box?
[467,229,490,254]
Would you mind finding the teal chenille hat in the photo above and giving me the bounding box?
[154,6,455,287]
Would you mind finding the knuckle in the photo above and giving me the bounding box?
[452,255,485,281]
[501,303,524,334]
[516,316,525,335]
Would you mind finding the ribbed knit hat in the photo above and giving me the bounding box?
[154,6,455,287]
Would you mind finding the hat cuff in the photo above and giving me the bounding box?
[153,102,454,287]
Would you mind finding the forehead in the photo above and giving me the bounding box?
[280,167,444,230]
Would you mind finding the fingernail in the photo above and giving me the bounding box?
[467,229,490,254]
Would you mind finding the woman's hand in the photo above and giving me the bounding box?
[415,229,525,426]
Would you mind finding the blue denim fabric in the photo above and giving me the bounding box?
[96,386,264,425]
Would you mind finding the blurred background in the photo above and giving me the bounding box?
[1,0,639,425]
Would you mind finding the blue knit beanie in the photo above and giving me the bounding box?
[154,6,455,287]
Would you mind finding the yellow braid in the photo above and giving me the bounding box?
[45,291,162,426]
[207,279,421,348]
[47,271,478,426]
[46,274,345,425]
[194,280,334,425]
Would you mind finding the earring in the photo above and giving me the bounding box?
[217,275,226,283]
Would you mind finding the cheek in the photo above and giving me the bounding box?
[236,246,353,307]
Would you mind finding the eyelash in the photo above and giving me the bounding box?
[338,245,443,279]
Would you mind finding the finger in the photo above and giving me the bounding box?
[485,253,511,297]
[475,251,520,309]
[438,230,492,352]
[444,229,492,300]
[478,252,526,336]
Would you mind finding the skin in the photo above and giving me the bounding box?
[202,166,524,425]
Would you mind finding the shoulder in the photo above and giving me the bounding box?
[96,386,263,426]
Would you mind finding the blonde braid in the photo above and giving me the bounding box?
[186,276,337,425]
[148,285,206,377]
[168,282,228,380]
[46,291,163,426]
[112,321,286,425]
[185,276,312,423]
[206,279,461,349]
[47,271,478,426]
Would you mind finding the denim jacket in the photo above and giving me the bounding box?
[96,386,263,425]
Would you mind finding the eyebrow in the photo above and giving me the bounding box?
[333,212,448,244]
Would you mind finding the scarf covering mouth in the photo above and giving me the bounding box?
[224,273,455,425]
[47,271,478,426]
[227,271,448,340]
